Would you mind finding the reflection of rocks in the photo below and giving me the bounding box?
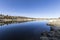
[40,27,60,40]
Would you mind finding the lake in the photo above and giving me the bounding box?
[0,21,51,40]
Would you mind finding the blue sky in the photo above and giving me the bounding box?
[0,0,60,18]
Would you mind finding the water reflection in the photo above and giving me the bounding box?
[0,21,50,40]
[0,21,29,26]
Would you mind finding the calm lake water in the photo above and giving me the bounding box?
[0,21,51,40]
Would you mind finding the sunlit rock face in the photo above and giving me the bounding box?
[0,21,50,40]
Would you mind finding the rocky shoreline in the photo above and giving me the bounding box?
[40,27,60,40]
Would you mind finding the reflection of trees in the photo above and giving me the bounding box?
[0,21,29,26]
[0,14,35,26]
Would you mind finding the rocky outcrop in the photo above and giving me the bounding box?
[40,27,60,40]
